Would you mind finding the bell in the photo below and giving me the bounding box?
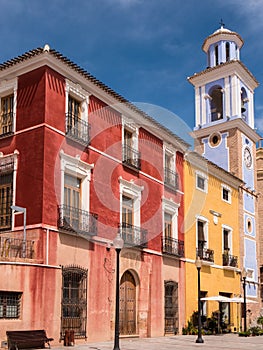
[241,104,246,113]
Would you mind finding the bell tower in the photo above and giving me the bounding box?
[188,25,260,306]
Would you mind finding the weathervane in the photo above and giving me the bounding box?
[219,19,225,29]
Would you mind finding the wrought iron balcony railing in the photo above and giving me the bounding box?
[196,247,214,263]
[0,112,14,137]
[0,236,34,259]
[58,205,98,238]
[65,113,90,145]
[162,236,184,257]
[222,252,238,268]
[122,145,141,170]
[164,168,178,190]
[119,222,147,248]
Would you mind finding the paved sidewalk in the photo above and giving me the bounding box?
[55,334,263,350]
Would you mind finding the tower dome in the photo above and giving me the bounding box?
[202,25,244,68]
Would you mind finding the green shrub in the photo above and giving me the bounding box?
[238,330,251,337]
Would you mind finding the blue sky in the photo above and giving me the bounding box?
[1,0,263,140]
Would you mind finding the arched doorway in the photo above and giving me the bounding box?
[119,270,137,335]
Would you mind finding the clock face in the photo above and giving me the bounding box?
[244,147,252,168]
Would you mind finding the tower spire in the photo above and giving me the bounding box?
[219,19,225,29]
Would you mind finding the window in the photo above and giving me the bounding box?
[162,198,182,256]
[196,217,213,262]
[0,95,14,136]
[122,121,140,170]
[0,172,13,230]
[215,45,219,66]
[61,266,87,339]
[200,291,207,317]
[222,185,231,203]
[226,42,230,62]
[164,148,178,190]
[0,291,22,319]
[196,171,208,193]
[58,151,96,237]
[209,86,223,121]
[119,177,145,246]
[65,80,90,144]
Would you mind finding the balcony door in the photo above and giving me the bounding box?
[64,174,81,229]
[122,195,134,243]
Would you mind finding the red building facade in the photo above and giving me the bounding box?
[0,46,187,343]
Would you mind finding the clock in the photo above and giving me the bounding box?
[244,146,252,168]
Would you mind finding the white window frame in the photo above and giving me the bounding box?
[162,197,179,240]
[60,150,93,212]
[196,215,209,248]
[122,116,139,151]
[119,177,143,229]
[222,224,233,254]
[65,79,89,123]
[0,78,17,134]
[221,184,232,204]
[196,170,208,193]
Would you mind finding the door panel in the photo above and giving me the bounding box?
[120,271,136,335]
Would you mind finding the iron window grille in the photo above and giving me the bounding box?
[65,113,90,145]
[58,205,98,238]
[119,222,147,248]
[0,291,22,319]
[164,168,178,190]
[0,162,14,231]
[0,236,34,259]
[0,95,14,137]
[222,252,238,267]
[196,247,214,263]
[162,236,184,257]
[122,145,141,170]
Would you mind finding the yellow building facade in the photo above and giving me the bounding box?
[184,152,243,333]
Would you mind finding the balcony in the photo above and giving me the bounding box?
[65,113,90,145]
[162,236,184,257]
[0,236,34,259]
[122,145,141,170]
[119,222,147,248]
[222,252,238,268]
[196,247,214,263]
[164,168,178,190]
[0,112,14,138]
[58,205,98,238]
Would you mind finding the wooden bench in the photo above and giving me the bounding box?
[6,330,54,350]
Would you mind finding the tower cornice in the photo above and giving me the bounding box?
[191,118,261,144]
[188,60,259,90]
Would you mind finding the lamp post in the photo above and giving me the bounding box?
[113,233,124,350]
[11,205,26,258]
[195,257,204,343]
[242,268,247,332]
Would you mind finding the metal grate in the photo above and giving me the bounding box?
[0,171,13,231]
[162,237,184,257]
[61,266,88,340]
[0,291,22,319]
[164,281,178,334]
[164,168,178,190]
[65,113,90,145]
[119,222,147,248]
[122,145,141,170]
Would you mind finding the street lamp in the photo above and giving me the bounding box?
[113,233,124,350]
[195,257,204,343]
[242,268,247,332]
[11,205,26,258]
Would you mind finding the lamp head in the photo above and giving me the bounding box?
[113,234,124,250]
[195,256,202,269]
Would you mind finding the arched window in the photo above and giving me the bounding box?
[226,42,230,62]
[209,86,223,122]
[215,45,219,66]
[241,87,248,121]
[61,265,88,340]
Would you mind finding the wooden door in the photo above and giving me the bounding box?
[119,271,136,335]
